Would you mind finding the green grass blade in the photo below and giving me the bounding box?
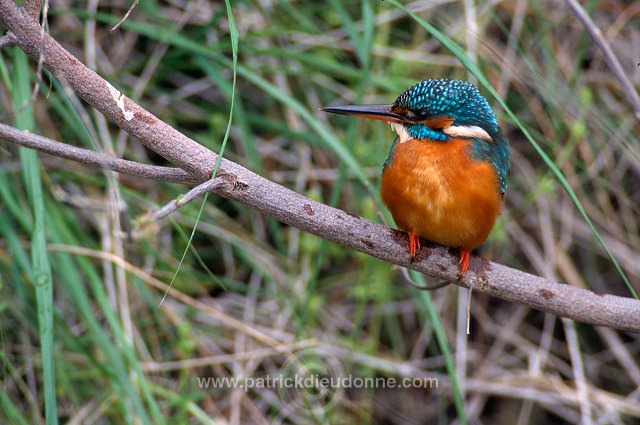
[163,0,240,303]
[12,48,59,425]
[47,213,157,424]
[0,387,30,425]
[410,273,468,424]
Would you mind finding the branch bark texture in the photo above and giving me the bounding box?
[1,0,639,332]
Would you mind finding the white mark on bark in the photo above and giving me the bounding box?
[107,82,134,121]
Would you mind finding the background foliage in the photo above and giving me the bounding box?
[0,0,639,423]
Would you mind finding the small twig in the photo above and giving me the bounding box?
[463,0,477,84]
[466,288,472,335]
[148,179,222,222]
[0,34,16,48]
[0,123,201,184]
[563,318,593,424]
[27,0,48,115]
[400,267,452,291]
[565,0,640,119]
[496,0,527,99]
[111,0,140,32]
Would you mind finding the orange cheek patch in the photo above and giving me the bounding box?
[391,106,407,113]
[423,115,454,129]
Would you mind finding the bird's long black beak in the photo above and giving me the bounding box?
[321,104,404,123]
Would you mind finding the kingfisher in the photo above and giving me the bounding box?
[323,79,510,277]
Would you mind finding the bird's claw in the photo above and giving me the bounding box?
[408,232,420,262]
[458,249,470,280]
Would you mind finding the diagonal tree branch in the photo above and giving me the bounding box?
[1,0,639,332]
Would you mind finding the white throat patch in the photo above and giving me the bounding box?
[390,122,413,143]
[443,125,493,142]
[390,122,493,143]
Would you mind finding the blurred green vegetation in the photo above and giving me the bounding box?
[1,0,639,424]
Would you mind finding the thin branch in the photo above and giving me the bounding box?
[147,178,219,221]
[0,123,201,184]
[1,0,639,332]
[565,0,640,119]
[400,267,452,291]
[0,34,16,48]
[111,0,140,32]
[29,0,48,118]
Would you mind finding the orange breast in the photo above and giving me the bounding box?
[380,137,502,250]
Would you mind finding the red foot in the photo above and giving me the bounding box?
[459,249,471,278]
[408,232,420,262]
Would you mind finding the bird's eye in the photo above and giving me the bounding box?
[405,110,429,121]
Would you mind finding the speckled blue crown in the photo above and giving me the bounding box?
[394,79,499,134]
